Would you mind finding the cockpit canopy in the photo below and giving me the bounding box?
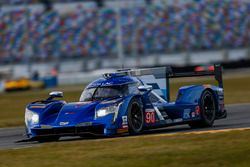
[80,76,141,102]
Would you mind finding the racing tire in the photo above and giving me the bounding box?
[128,98,144,135]
[37,136,60,143]
[189,90,216,128]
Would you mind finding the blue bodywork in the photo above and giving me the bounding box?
[25,69,226,139]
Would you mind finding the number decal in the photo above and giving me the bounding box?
[145,110,155,124]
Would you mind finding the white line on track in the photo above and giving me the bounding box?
[151,127,250,137]
[12,146,34,150]
[226,103,250,107]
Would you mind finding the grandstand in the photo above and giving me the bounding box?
[0,0,250,68]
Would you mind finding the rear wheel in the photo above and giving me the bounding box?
[189,90,216,128]
[128,98,144,135]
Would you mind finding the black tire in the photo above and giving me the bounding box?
[189,90,216,128]
[128,98,144,135]
[37,136,60,143]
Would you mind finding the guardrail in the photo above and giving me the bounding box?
[0,48,249,86]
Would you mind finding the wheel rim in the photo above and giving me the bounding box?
[202,93,215,121]
[131,103,143,130]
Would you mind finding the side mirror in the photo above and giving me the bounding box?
[48,91,63,100]
[138,85,152,92]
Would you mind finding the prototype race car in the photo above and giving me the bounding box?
[25,64,227,142]
[5,77,31,92]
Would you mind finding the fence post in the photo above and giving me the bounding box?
[222,49,229,62]
[247,47,250,60]
[0,80,5,93]
[82,58,88,72]
[185,50,191,65]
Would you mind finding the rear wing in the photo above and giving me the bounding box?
[165,64,223,101]
[105,64,223,102]
[167,64,223,87]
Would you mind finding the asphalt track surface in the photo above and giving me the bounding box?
[0,103,249,150]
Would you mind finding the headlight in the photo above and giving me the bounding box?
[96,103,121,118]
[25,109,39,125]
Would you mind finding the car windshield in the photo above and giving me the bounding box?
[80,85,129,102]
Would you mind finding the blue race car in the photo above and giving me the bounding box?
[25,64,227,142]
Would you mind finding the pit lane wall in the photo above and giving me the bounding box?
[0,81,4,93]
[0,48,250,86]
[54,48,250,85]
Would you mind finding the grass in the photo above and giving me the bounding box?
[0,129,250,167]
[0,75,249,128]
[0,74,249,166]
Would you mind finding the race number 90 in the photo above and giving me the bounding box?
[145,110,155,124]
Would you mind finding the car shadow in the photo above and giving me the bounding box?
[16,124,231,144]
[57,125,193,143]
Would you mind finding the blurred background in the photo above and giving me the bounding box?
[0,0,250,92]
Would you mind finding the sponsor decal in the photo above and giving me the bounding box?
[122,125,128,128]
[217,88,224,95]
[76,122,92,127]
[65,112,76,115]
[75,102,91,108]
[40,125,52,129]
[203,84,212,88]
[30,105,46,109]
[195,106,200,115]
[183,109,191,119]
[220,103,224,111]
[59,122,69,126]
[117,127,128,133]
[122,116,128,128]
[145,109,155,124]
[219,96,224,100]
[173,118,183,123]
[161,111,168,118]
[165,119,173,124]
[103,82,112,85]
[191,112,195,118]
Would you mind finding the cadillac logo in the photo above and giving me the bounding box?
[59,122,69,126]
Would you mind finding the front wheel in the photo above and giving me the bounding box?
[128,98,144,135]
[189,90,216,128]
